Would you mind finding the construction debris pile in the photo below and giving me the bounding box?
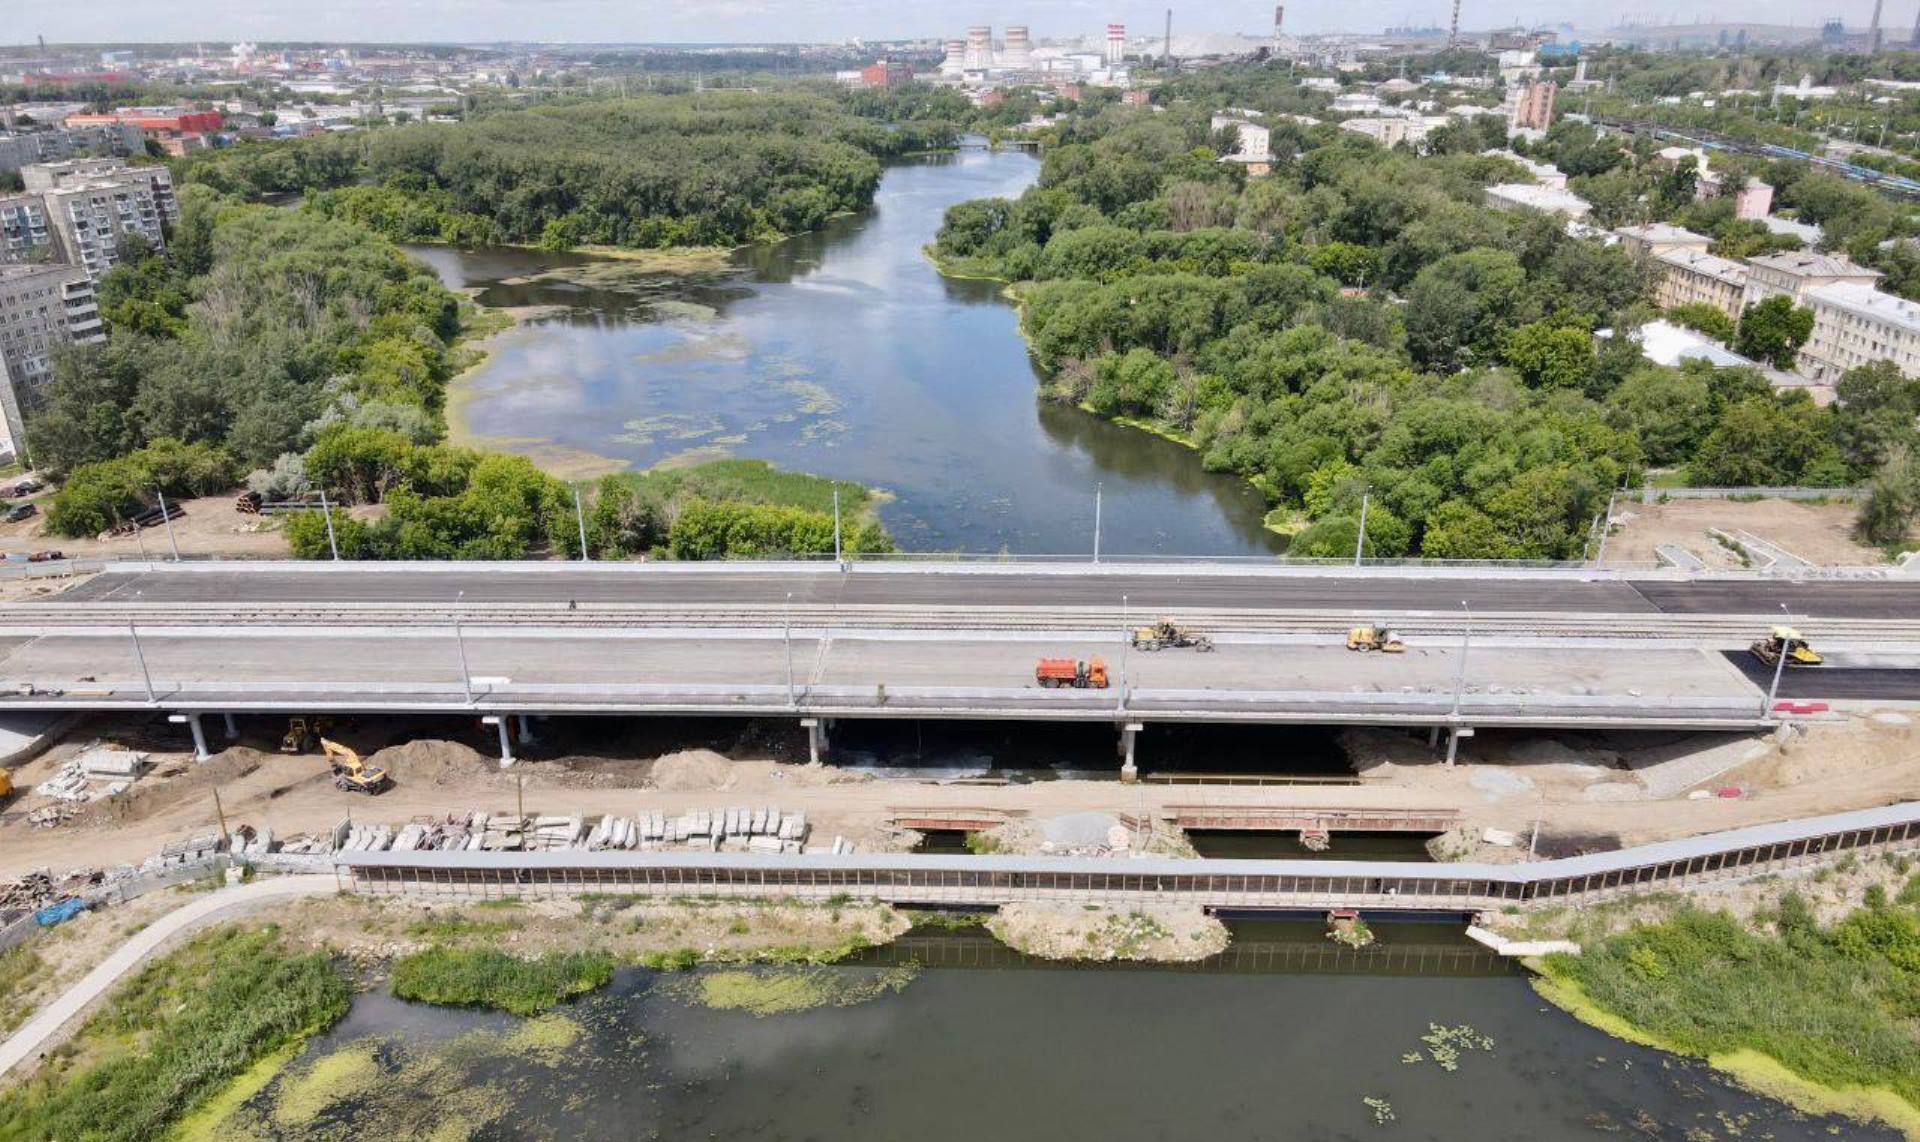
[264,806,825,857]
[32,747,150,804]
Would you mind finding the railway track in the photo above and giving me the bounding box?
[5,602,1919,643]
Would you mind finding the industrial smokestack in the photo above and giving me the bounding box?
[1106,23,1126,66]
[1869,0,1885,51]
[1164,7,1174,67]
[1450,0,1462,46]
[1911,3,1920,47]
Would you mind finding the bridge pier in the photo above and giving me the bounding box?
[1445,726,1474,766]
[1118,721,1142,782]
[802,718,829,766]
[223,712,238,740]
[170,713,210,761]
[483,715,516,768]
[516,715,533,746]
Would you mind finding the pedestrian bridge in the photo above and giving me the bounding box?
[336,801,1920,914]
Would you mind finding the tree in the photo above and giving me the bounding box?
[1856,446,1920,546]
[1689,395,1846,486]
[1404,249,1532,372]
[1665,302,1736,344]
[1500,323,1595,390]
[1734,295,1815,370]
[1831,359,1920,473]
[1604,365,1712,467]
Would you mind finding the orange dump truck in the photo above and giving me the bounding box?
[1035,656,1109,689]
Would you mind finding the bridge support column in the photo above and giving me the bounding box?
[802,718,828,766]
[1445,726,1474,766]
[516,715,533,745]
[483,715,516,768]
[1428,725,1440,750]
[223,712,238,739]
[1118,722,1142,782]
[170,713,211,761]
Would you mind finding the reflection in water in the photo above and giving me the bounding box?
[420,149,1285,556]
[240,921,1891,1141]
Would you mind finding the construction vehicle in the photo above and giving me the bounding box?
[281,716,334,754]
[1750,626,1823,668]
[1346,626,1406,653]
[0,768,12,801]
[320,738,392,794]
[1035,656,1110,689]
[1131,618,1213,652]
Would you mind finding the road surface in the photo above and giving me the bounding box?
[54,564,1920,620]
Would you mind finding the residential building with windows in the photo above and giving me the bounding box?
[0,194,53,263]
[1613,223,1711,259]
[0,262,101,455]
[22,160,176,277]
[1652,249,1750,321]
[1798,282,1920,382]
[1742,251,1880,307]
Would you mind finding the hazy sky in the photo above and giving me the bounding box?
[18,0,1872,45]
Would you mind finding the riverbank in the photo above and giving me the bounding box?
[1519,870,1920,1141]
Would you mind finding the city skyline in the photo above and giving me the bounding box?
[9,0,1884,47]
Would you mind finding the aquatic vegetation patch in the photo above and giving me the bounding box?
[271,1041,384,1128]
[665,965,918,1017]
[1403,1023,1496,1072]
[1538,899,1920,1132]
[390,948,616,1016]
[0,925,350,1142]
[1362,1096,1395,1125]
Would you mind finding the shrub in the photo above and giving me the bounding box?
[389,947,616,1015]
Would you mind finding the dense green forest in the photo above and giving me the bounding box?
[932,77,1920,557]
[178,91,958,249]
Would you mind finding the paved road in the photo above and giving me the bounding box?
[55,565,1920,619]
[0,875,336,1080]
[1720,653,1920,701]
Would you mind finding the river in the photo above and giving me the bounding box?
[409,148,1285,556]
[221,921,1888,1140]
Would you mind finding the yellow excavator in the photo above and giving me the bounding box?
[1346,625,1406,653]
[320,738,393,794]
[1750,626,1823,668]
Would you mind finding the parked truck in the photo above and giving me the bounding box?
[1035,657,1109,689]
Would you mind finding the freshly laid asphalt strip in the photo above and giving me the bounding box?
[1719,653,1920,702]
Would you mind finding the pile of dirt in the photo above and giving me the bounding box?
[369,740,498,787]
[76,747,268,826]
[648,750,737,791]
[1340,728,1429,775]
[988,903,1228,963]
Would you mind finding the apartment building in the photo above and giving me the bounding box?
[1341,116,1443,148]
[1742,251,1881,307]
[1652,249,1750,321]
[1651,249,1758,318]
[1613,223,1711,259]
[21,160,177,277]
[1798,282,1920,382]
[0,262,102,454]
[0,123,144,174]
[0,194,52,263]
[1483,182,1592,219]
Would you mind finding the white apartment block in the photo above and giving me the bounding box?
[1652,248,1750,322]
[0,194,52,263]
[0,262,102,455]
[1341,116,1442,148]
[1799,282,1920,383]
[33,172,175,278]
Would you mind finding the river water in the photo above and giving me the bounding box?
[232,922,1887,1141]
[410,149,1284,556]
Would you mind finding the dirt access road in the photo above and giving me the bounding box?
[1,711,1916,881]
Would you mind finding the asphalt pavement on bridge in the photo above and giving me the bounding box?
[51,563,1920,620]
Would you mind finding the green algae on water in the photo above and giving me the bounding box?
[665,964,918,1016]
